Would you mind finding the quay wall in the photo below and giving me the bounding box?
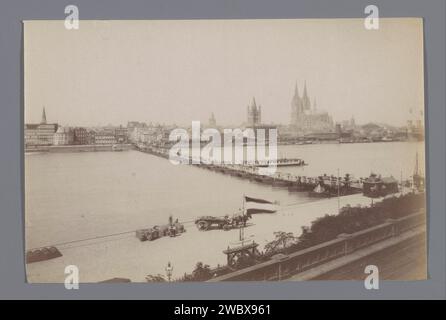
[208,211,425,281]
[25,144,134,153]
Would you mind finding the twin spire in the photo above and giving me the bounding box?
[294,81,309,99]
[41,107,47,124]
[293,81,312,111]
[251,97,257,108]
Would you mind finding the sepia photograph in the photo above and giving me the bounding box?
[24,18,426,283]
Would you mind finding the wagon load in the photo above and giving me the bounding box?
[135,216,185,242]
[195,213,250,231]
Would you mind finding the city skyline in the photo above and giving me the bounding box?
[25,105,414,129]
[25,19,424,127]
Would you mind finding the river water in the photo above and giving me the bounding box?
[25,141,424,249]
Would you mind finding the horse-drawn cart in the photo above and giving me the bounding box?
[195,213,249,231]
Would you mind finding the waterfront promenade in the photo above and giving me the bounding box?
[288,225,426,281]
[208,211,426,282]
[308,228,426,281]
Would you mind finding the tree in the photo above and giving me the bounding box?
[264,231,297,255]
[191,262,212,281]
[343,173,351,189]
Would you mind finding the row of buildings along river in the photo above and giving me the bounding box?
[25,82,424,149]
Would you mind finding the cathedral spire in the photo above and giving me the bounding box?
[294,82,300,99]
[251,97,257,108]
[303,81,308,98]
[41,107,47,124]
[291,81,303,114]
[247,97,261,126]
[302,81,311,110]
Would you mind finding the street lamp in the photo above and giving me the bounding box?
[165,261,173,282]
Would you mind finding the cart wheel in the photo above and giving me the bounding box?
[196,221,209,231]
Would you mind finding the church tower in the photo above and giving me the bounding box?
[291,83,303,113]
[302,81,311,111]
[291,82,304,126]
[41,107,47,124]
[247,97,261,126]
[208,112,217,127]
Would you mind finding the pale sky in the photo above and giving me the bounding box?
[24,18,424,127]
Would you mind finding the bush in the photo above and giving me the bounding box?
[180,262,213,282]
[265,192,425,257]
